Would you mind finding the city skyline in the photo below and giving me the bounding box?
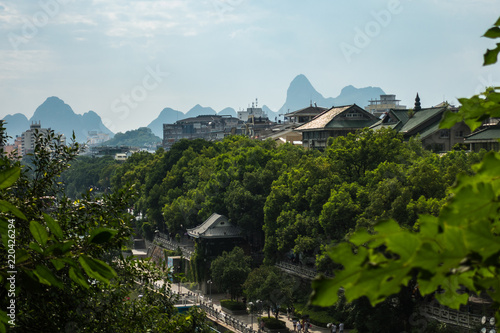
[1,0,499,133]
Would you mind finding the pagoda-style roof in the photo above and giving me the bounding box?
[187,213,242,239]
[370,107,446,139]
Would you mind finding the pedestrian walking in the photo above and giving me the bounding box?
[296,321,302,332]
[292,319,297,332]
[339,322,344,333]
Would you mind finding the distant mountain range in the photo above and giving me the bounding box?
[145,74,385,137]
[277,74,385,115]
[2,74,386,142]
[3,97,113,143]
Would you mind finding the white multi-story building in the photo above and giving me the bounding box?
[21,122,65,156]
[237,99,268,122]
[163,115,240,150]
[87,131,110,145]
[365,94,406,118]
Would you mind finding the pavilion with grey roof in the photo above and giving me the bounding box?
[187,213,242,239]
[187,213,245,258]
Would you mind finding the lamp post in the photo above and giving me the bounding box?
[207,280,212,300]
[248,302,254,330]
[255,299,262,332]
[178,265,181,293]
[480,316,497,333]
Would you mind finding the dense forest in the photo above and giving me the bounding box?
[61,128,482,272]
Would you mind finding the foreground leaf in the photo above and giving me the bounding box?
[43,213,63,240]
[29,221,48,247]
[78,255,117,284]
[88,227,118,244]
[0,167,20,190]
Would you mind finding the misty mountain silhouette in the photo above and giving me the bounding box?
[3,75,386,142]
[277,74,385,114]
[3,97,113,143]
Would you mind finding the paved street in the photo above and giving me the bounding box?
[172,283,343,333]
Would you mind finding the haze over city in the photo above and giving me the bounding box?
[1,0,499,133]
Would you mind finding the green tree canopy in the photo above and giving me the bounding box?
[210,246,251,300]
[243,266,294,319]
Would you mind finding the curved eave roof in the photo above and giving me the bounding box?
[187,213,243,239]
[464,126,500,142]
[193,226,243,239]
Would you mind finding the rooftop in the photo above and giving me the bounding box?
[296,104,377,131]
[284,105,328,117]
[187,213,242,239]
[465,124,500,142]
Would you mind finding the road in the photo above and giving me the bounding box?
[167,282,343,333]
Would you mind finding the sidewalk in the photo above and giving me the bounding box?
[174,284,335,333]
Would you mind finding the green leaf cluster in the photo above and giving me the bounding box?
[243,266,294,319]
[210,246,251,300]
[103,127,161,147]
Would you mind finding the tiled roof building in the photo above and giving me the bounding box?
[163,115,240,150]
[283,104,328,124]
[187,213,242,239]
[187,213,246,258]
[370,105,471,152]
[464,123,500,152]
[296,104,378,150]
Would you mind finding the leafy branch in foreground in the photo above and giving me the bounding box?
[441,18,500,132]
[312,152,500,307]
[311,15,500,328]
[0,128,211,332]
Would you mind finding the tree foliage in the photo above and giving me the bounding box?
[210,247,251,300]
[103,127,161,147]
[263,129,473,267]
[242,266,294,319]
[59,155,118,198]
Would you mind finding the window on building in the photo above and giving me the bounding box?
[439,129,450,138]
[455,130,464,138]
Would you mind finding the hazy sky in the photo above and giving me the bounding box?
[1,0,499,133]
